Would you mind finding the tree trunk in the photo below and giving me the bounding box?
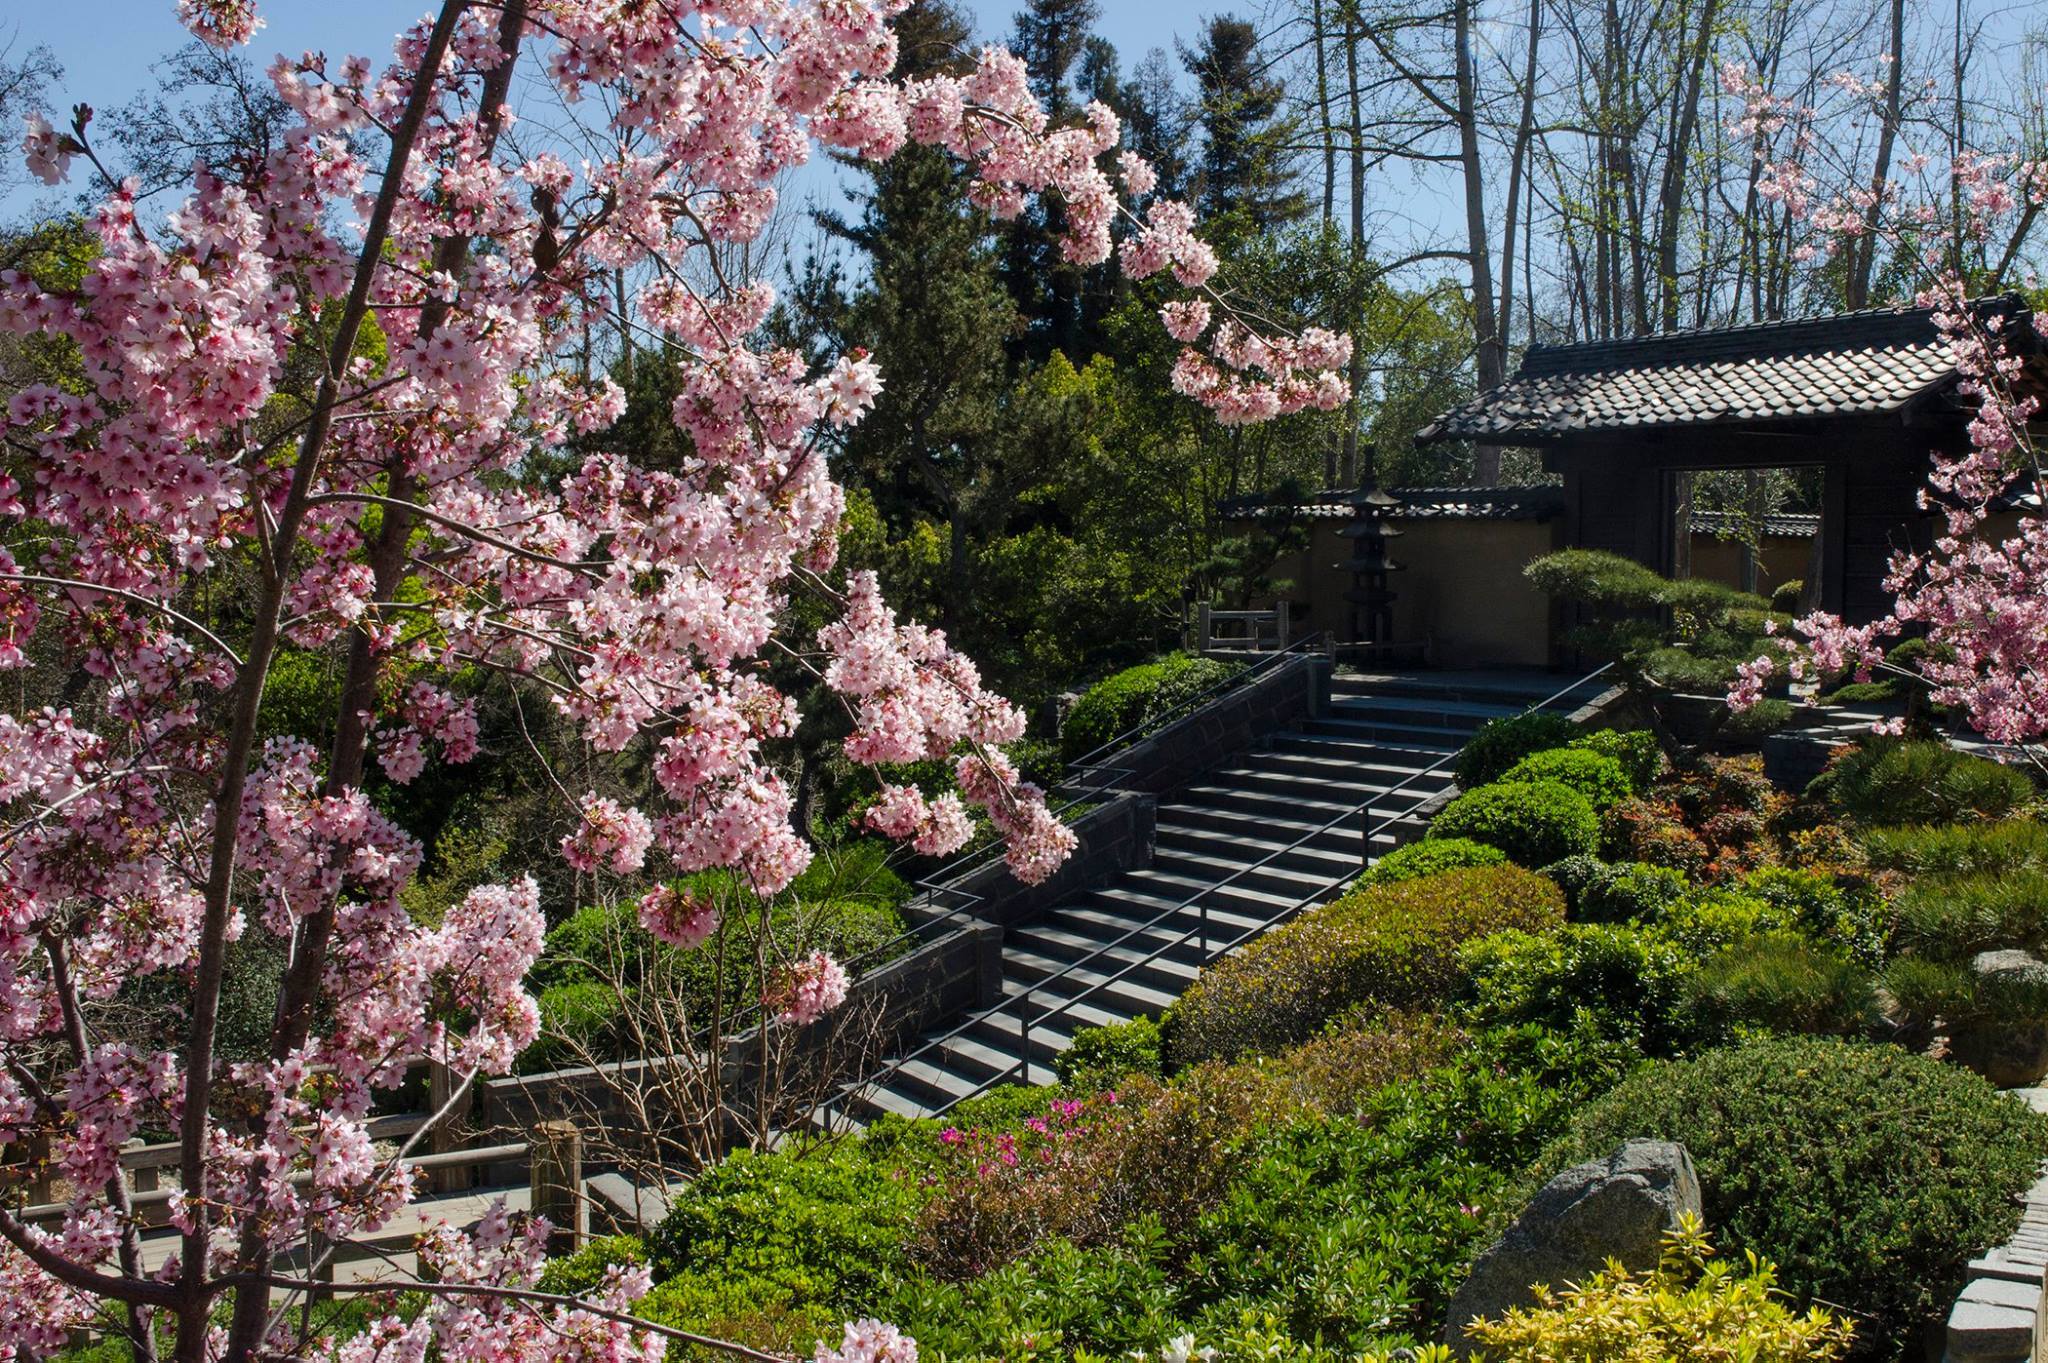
[1342,6,1366,488]
[1498,0,1542,364]
[1655,0,1720,330]
[1455,0,1504,483]
[1848,0,1905,307]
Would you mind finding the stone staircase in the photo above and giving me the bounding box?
[824,669,1607,1128]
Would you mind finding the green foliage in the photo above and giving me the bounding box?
[1429,781,1600,869]
[1576,861,1691,924]
[1533,1036,2048,1356]
[1538,854,1610,912]
[1653,889,1800,956]
[538,1236,647,1296]
[1736,866,1895,967]
[1881,957,2048,1038]
[1858,820,2048,879]
[1453,712,1579,790]
[646,1144,924,1323]
[1166,866,1565,1066]
[1055,1015,1164,1086]
[1457,924,1694,1055]
[1463,1216,1855,1363]
[1810,738,2036,826]
[1569,729,1663,792]
[1499,748,1633,812]
[1896,870,2048,960]
[1357,837,1507,888]
[1721,697,1796,739]
[1061,653,1245,759]
[1771,580,1806,612]
[1681,936,1881,1043]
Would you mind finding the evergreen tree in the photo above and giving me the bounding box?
[1184,16,1307,238]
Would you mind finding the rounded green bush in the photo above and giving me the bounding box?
[1577,860,1691,923]
[1529,1036,2048,1357]
[1061,653,1244,759]
[1539,854,1609,912]
[1569,728,1663,792]
[1357,836,1507,888]
[1166,865,1565,1066]
[1455,712,1581,790]
[1811,738,2036,826]
[1054,1015,1163,1085]
[1654,888,1800,956]
[1430,780,1600,868]
[1500,748,1633,812]
[1458,923,1694,1055]
[1681,935,1881,1044]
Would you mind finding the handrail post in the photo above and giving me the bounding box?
[1196,602,1212,654]
[1018,1001,1030,1086]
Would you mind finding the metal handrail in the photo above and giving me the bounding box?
[825,661,1614,1123]
[837,633,1331,977]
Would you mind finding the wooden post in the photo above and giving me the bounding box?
[529,1120,585,1254]
[1196,603,1213,655]
[427,1060,474,1193]
[1274,600,1291,650]
[308,1227,335,1304]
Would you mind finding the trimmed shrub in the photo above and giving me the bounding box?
[1529,1036,2048,1356]
[1431,780,1600,868]
[1722,697,1796,740]
[1655,888,1801,956]
[1455,711,1580,790]
[1464,1217,1854,1363]
[1601,797,1711,876]
[1811,738,2036,826]
[1569,728,1663,792]
[1577,860,1691,923]
[1166,865,1565,1066]
[1458,923,1694,1055]
[1771,580,1805,612]
[539,1235,646,1296]
[1682,935,1881,1043]
[1500,747,1633,812]
[1061,653,1243,759]
[1539,853,1609,912]
[1859,820,2048,879]
[1357,836,1507,887]
[1737,865,1895,966]
[1896,870,2048,960]
[1054,1015,1163,1086]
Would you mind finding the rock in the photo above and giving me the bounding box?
[1949,951,2048,1088]
[1442,1139,1701,1354]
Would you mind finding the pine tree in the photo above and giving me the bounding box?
[1184,16,1308,238]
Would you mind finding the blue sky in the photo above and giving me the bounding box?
[2,1,1217,234]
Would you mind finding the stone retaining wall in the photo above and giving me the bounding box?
[1103,652,1332,796]
[926,792,1156,933]
[1946,1088,2048,1363]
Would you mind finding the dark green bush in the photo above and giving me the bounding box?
[1430,780,1601,868]
[1539,854,1610,912]
[1771,580,1805,612]
[1577,861,1691,924]
[1682,936,1881,1043]
[1166,866,1565,1066]
[1721,697,1795,740]
[1454,712,1580,790]
[1645,647,1742,694]
[1500,748,1633,812]
[1458,923,1694,1055]
[1811,738,2036,826]
[538,1235,646,1296]
[1570,728,1663,792]
[1859,820,2048,879]
[1055,1015,1164,1085]
[1530,1036,2048,1357]
[1061,653,1244,759]
[1357,836,1507,887]
[1897,870,2048,960]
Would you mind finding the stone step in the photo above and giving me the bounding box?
[1148,845,1345,899]
[1007,933,1203,994]
[1324,694,1525,731]
[1249,746,1458,786]
[1301,715,1471,748]
[1154,803,1363,854]
[1001,961,1181,1017]
[1152,821,1363,878]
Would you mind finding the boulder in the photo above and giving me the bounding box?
[1442,1139,1701,1353]
[1948,950,2048,1089]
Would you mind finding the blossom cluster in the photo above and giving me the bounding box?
[0,0,1352,1354]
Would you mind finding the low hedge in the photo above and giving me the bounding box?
[1061,653,1243,759]
[1527,1036,2048,1358]
[1680,935,1881,1044]
[1166,865,1565,1067]
[1458,923,1694,1055]
[1430,780,1601,868]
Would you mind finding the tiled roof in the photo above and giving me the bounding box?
[1220,485,1565,522]
[1416,297,2037,443]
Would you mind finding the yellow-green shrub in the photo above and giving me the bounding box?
[1165,866,1564,1066]
[1460,1216,1854,1363]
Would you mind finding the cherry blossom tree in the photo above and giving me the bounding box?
[0,1,1352,1360]
[1719,66,2048,756]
